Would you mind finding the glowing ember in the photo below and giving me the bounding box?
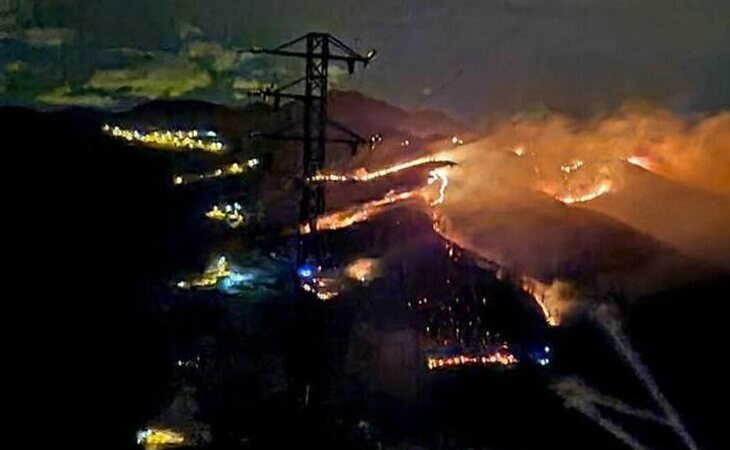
[301,189,419,234]
[555,179,613,205]
[309,154,453,183]
[301,275,342,301]
[136,428,184,450]
[427,167,449,206]
[519,277,576,327]
[302,155,453,235]
[626,155,655,172]
[345,258,379,283]
[426,347,518,370]
[561,159,585,175]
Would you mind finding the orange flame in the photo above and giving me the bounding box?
[554,179,613,205]
[301,155,454,234]
[300,190,420,234]
[309,154,453,183]
[426,347,518,370]
[519,277,577,327]
[345,258,379,283]
[626,155,655,172]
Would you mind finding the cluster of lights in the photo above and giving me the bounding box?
[297,264,341,301]
[205,202,245,228]
[426,347,518,370]
[102,124,224,153]
[302,278,340,301]
[175,356,201,369]
[175,256,254,294]
[176,256,230,290]
[136,428,184,450]
[369,133,383,149]
[173,159,259,186]
[537,346,551,366]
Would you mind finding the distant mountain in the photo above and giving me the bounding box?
[3,89,468,149]
[589,162,730,269]
[329,90,469,138]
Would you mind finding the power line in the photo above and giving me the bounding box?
[248,32,376,266]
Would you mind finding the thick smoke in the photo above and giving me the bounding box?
[323,96,729,321]
[427,103,730,301]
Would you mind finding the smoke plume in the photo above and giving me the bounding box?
[424,103,729,304]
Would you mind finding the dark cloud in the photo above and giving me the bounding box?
[1,0,728,116]
[36,84,117,108]
[86,53,212,99]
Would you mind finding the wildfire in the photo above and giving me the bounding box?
[519,277,575,327]
[554,179,613,205]
[300,189,419,234]
[428,168,449,206]
[626,155,655,172]
[299,266,343,301]
[309,277,341,301]
[426,347,518,370]
[301,153,454,234]
[309,154,453,183]
[561,159,585,175]
[345,258,379,283]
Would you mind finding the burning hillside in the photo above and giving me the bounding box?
[304,99,729,325]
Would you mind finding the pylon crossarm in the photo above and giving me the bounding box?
[327,119,365,144]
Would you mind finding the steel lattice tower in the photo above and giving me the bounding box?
[250,32,375,265]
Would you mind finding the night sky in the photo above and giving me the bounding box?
[1,0,728,119]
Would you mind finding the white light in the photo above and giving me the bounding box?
[136,430,149,444]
